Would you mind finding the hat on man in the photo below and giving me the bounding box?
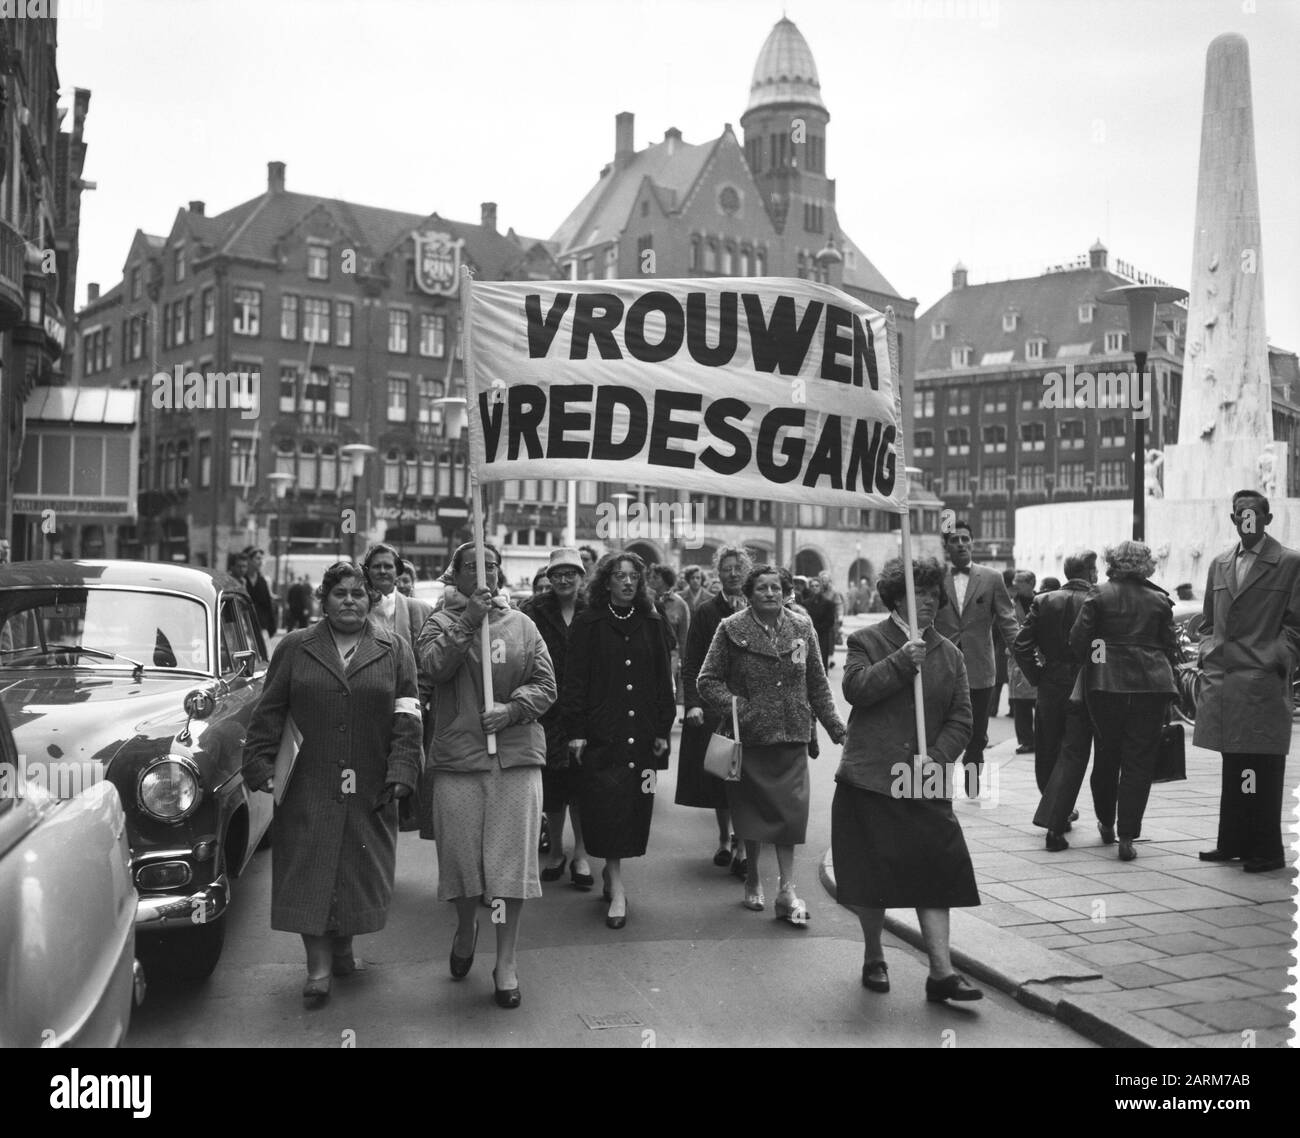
[545,547,586,578]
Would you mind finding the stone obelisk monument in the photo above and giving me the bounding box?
[1162,32,1282,502]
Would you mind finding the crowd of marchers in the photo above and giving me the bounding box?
[233,487,1296,1011]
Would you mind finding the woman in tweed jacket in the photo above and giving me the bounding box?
[243,561,424,1006]
[698,564,846,924]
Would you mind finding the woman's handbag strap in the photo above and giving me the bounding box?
[731,695,740,739]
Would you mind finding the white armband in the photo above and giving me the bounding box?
[395,696,422,718]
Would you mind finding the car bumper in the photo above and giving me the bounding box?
[134,873,229,928]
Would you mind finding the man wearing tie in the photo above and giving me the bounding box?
[1196,491,1300,873]
[934,520,1021,797]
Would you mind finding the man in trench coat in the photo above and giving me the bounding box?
[1195,490,1300,872]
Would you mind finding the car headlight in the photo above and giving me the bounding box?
[137,756,201,821]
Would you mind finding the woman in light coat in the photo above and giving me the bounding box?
[698,564,845,925]
[417,541,556,1008]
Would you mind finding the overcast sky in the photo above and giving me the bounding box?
[57,0,1300,352]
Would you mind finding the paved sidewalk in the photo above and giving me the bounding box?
[821,730,1297,1048]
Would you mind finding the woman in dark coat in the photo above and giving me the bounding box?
[677,544,752,873]
[521,548,591,888]
[698,565,846,925]
[835,556,982,1002]
[803,578,837,672]
[242,561,423,1006]
[1068,540,1179,861]
[564,552,676,929]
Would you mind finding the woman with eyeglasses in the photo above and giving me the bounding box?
[416,541,557,1008]
[563,553,676,929]
[241,560,424,1006]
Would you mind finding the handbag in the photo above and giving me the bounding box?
[272,716,302,805]
[703,696,743,782]
[1153,721,1186,783]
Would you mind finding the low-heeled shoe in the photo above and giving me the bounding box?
[302,975,331,1006]
[331,953,366,977]
[570,862,595,891]
[1118,839,1137,861]
[606,902,628,930]
[1045,831,1069,852]
[1097,822,1116,845]
[1198,848,1235,862]
[449,923,479,980]
[492,969,521,1009]
[925,973,983,1003]
[862,961,890,993]
[1242,857,1285,873]
[540,855,568,882]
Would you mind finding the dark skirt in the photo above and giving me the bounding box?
[726,741,809,845]
[831,782,980,909]
[542,763,579,813]
[578,753,655,859]
[674,715,729,810]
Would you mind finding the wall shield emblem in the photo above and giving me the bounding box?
[412,231,464,296]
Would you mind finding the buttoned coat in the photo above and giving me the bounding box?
[520,591,587,765]
[1194,534,1300,754]
[933,564,1020,689]
[839,618,973,798]
[373,590,435,748]
[241,620,423,935]
[563,605,676,771]
[697,608,844,747]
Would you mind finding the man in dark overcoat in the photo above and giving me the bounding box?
[933,520,1020,796]
[244,547,277,641]
[1195,491,1300,873]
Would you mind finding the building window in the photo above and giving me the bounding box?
[130,267,142,301]
[275,439,295,478]
[1059,462,1087,489]
[388,309,409,353]
[605,246,618,278]
[303,297,330,344]
[945,388,971,417]
[721,244,734,275]
[419,453,436,496]
[981,387,1007,414]
[320,445,338,492]
[704,241,719,273]
[232,288,260,336]
[298,442,317,491]
[739,245,752,275]
[1104,330,1128,354]
[981,509,1008,540]
[1026,338,1046,360]
[1100,417,1126,447]
[1019,464,1044,491]
[387,377,408,422]
[307,243,329,281]
[1002,311,1019,332]
[690,237,701,272]
[326,302,349,349]
[931,321,947,340]
[1059,419,1086,449]
[914,429,935,457]
[945,427,970,456]
[1098,459,1128,489]
[982,425,1007,454]
[172,301,185,346]
[279,365,298,413]
[951,346,972,368]
[755,249,766,276]
[129,316,145,361]
[333,371,352,418]
[229,437,256,487]
[417,377,444,423]
[281,294,299,340]
[914,390,935,418]
[174,246,186,282]
[302,367,330,415]
[1020,422,1046,451]
[1078,303,1095,323]
[384,450,402,495]
[202,287,215,337]
[198,437,212,487]
[984,464,1007,494]
[943,468,969,494]
[419,312,445,358]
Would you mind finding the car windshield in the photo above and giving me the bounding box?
[0,589,208,672]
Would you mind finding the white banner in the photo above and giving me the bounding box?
[464,277,906,510]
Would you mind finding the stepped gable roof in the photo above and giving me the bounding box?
[551,132,715,255]
[746,17,826,114]
[915,267,1183,375]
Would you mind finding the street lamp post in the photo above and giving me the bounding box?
[340,443,376,560]
[431,396,470,574]
[267,472,295,591]
[1098,284,1189,540]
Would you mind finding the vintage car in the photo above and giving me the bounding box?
[0,561,273,983]
[0,696,143,1046]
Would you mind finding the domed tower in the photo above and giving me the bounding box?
[740,16,830,237]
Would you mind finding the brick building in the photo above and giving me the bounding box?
[543,16,937,586]
[1,17,92,557]
[75,161,558,578]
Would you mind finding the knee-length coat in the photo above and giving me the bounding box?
[242,620,423,935]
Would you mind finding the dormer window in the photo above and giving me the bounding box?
[1079,303,1096,323]
[1002,311,1019,332]
[1026,338,1047,361]
[951,346,973,368]
[307,242,330,281]
[1104,330,1128,353]
[931,321,948,341]
[174,246,186,283]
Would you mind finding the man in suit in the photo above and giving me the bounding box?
[1196,490,1300,873]
[933,520,1020,796]
[243,547,277,640]
[363,542,436,749]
